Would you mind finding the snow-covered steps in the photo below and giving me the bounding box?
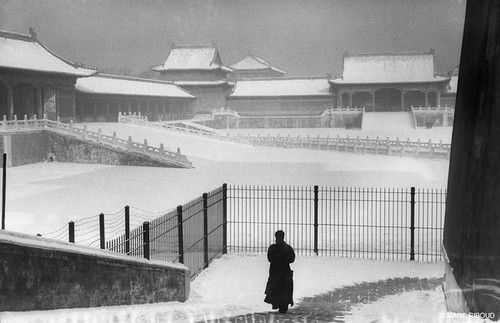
[0,116,193,168]
[362,112,415,131]
[119,112,250,145]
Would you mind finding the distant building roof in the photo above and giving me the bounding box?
[0,29,96,77]
[76,74,195,98]
[152,44,232,73]
[229,54,286,74]
[173,79,230,87]
[228,77,333,98]
[330,51,449,85]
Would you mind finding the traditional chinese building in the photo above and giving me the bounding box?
[227,77,334,116]
[0,28,96,121]
[152,44,233,113]
[228,53,286,80]
[329,50,450,112]
[75,74,196,122]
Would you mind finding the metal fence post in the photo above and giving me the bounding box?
[143,221,150,260]
[203,193,209,269]
[125,206,130,254]
[410,187,416,261]
[99,213,105,249]
[314,185,319,255]
[2,153,6,230]
[68,221,75,243]
[177,205,184,264]
[222,183,228,254]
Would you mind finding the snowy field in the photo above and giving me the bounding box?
[0,123,470,322]
[5,123,450,236]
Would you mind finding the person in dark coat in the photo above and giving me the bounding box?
[264,230,296,313]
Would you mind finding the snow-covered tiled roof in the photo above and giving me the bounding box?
[152,44,232,72]
[330,51,449,85]
[173,79,229,87]
[0,29,96,77]
[229,54,286,74]
[76,74,195,98]
[228,78,333,98]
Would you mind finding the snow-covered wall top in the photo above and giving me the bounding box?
[0,229,188,271]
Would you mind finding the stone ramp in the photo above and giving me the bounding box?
[362,112,415,131]
[199,277,443,323]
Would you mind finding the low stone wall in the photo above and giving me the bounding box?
[0,230,190,311]
[412,108,454,128]
[1,130,177,167]
[47,132,171,167]
[2,131,49,167]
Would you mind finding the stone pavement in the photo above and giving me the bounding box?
[197,277,443,323]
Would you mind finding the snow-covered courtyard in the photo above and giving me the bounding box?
[1,123,480,322]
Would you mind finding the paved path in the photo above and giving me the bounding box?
[197,277,443,323]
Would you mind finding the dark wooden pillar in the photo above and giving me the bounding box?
[443,0,500,318]
[93,98,97,122]
[35,84,43,117]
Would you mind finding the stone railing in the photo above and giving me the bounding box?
[118,112,250,145]
[411,105,455,128]
[212,107,239,117]
[242,133,451,159]
[0,114,192,168]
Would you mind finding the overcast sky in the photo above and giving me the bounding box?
[1,0,466,77]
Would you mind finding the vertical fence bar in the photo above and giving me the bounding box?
[222,183,228,254]
[99,213,105,249]
[143,221,150,260]
[1,153,6,230]
[314,185,319,255]
[125,206,130,254]
[177,205,184,264]
[203,193,209,269]
[410,187,416,261]
[68,221,75,243]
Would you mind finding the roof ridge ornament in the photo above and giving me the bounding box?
[29,27,37,41]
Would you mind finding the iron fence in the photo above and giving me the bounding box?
[43,186,227,280]
[43,183,446,282]
[227,185,446,261]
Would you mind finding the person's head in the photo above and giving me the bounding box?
[275,230,285,243]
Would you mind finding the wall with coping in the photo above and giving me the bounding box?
[1,130,176,167]
[0,230,190,311]
[47,132,170,167]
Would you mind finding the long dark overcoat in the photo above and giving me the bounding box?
[264,241,296,307]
